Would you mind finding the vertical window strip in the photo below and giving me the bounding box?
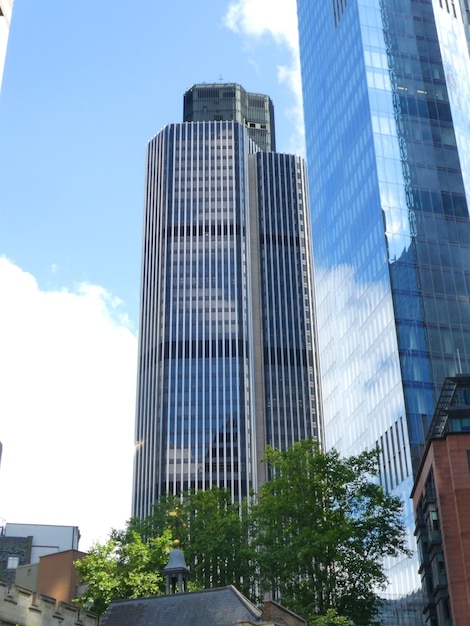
[389,425,399,490]
[394,419,405,483]
[379,435,388,492]
[400,415,410,477]
[332,0,348,27]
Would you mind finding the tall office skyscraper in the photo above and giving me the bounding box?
[183,82,276,152]
[297,0,470,621]
[132,84,321,519]
[0,0,13,91]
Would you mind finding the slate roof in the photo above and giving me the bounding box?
[100,585,263,626]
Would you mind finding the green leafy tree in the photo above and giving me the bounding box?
[75,489,255,615]
[183,488,256,598]
[253,440,410,626]
[129,488,256,595]
[76,442,409,624]
[74,540,120,616]
[75,529,173,616]
[309,609,354,625]
[126,494,185,541]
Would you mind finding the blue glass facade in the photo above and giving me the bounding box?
[132,117,320,518]
[297,0,470,621]
[256,151,320,451]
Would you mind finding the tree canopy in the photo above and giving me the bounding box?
[75,440,409,624]
[74,529,173,616]
[127,488,256,597]
[253,441,410,625]
[309,609,354,626]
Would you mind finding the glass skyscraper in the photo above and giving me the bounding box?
[132,85,321,519]
[0,0,13,91]
[297,0,470,621]
[183,82,276,153]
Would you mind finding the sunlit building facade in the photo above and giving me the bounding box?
[0,0,13,91]
[297,0,470,622]
[132,87,321,518]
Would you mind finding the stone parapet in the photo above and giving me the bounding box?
[0,581,97,626]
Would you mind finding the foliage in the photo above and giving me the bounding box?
[127,488,256,597]
[75,441,409,625]
[309,608,354,625]
[75,489,255,615]
[253,440,410,626]
[183,488,256,598]
[126,493,184,540]
[74,529,173,616]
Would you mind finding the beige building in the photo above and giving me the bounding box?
[15,549,87,606]
[0,580,97,626]
[0,0,13,90]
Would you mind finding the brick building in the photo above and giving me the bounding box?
[412,375,470,625]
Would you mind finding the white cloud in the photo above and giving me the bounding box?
[0,257,138,550]
[224,0,305,155]
[224,0,298,48]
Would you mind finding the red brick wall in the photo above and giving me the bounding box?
[413,434,470,623]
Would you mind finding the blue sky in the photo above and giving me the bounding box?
[0,0,302,549]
